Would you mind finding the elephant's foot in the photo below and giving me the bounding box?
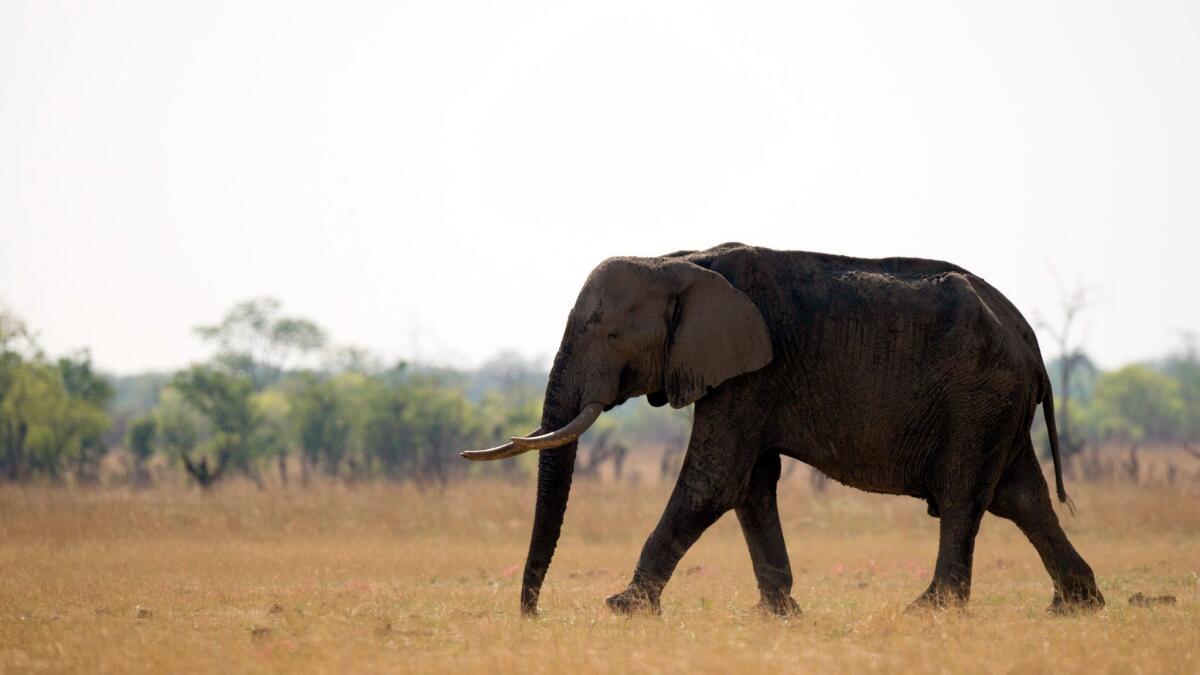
[906,581,968,613]
[1048,580,1105,614]
[755,592,801,617]
[606,585,661,615]
[520,587,540,618]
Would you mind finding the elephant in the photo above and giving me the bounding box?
[462,242,1104,616]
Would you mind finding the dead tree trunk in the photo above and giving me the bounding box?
[1123,444,1140,484]
[4,421,27,482]
[181,450,229,489]
[1038,280,1095,470]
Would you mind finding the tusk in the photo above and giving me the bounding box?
[511,402,604,450]
[461,427,543,461]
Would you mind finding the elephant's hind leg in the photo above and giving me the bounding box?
[735,453,801,616]
[909,434,998,610]
[987,444,1104,612]
[909,500,986,610]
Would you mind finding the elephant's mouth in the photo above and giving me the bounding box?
[607,365,654,411]
[603,389,632,411]
[607,373,652,411]
[603,388,664,411]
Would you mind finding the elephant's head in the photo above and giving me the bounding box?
[461,255,772,615]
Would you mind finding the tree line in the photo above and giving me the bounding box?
[1,298,687,488]
[1039,345,1200,459]
[2,298,1196,488]
[1,310,111,483]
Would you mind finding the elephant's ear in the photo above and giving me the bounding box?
[663,261,772,408]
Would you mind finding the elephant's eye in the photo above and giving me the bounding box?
[607,331,619,340]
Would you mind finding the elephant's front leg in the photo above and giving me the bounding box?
[607,420,755,614]
[735,453,801,616]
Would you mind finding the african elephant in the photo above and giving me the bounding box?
[462,243,1104,616]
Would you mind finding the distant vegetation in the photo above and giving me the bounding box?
[0,299,687,488]
[1042,351,1200,449]
[1036,347,1200,481]
[1,298,1196,488]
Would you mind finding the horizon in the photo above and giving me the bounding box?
[6,266,1193,379]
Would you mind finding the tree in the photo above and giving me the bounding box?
[181,448,227,488]
[1045,353,1100,406]
[1,306,34,481]
[406,379,479,485]
[126,417,157,486]
[254,388,292,485]
[1,320,111,484]
[56,350,114,484]
[323,345,383,375]
[194,298,327,390]
[1164,332,1200,447]
[3,362,63,480]
[359,373,481,483]
[361,379,414,479]
[0,305,35,357]
[1090,365,1183,446]
[153,389,202,476]
[288,374,352,479]
[1037,281,1096,459]
[171,366,262,487]
[0,360,110,483]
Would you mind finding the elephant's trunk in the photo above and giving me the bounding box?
[519,355,588,616]
[520,435,577,615]
[461,322,614,615]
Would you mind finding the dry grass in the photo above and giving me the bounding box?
[1,472,1198,674]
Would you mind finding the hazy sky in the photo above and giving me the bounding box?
[3,1,1198,374]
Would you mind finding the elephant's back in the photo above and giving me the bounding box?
[687,244,1045,376]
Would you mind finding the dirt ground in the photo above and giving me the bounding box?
[1,471,1197,673]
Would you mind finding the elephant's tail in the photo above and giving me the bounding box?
[1040,377,1076,515]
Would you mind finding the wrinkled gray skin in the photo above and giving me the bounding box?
[484,243,1103,617]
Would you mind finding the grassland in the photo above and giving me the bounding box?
[1,469,1197,674]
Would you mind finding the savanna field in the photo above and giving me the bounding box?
[1,458,1198,674]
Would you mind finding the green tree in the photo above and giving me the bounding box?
[154,389,202,469]
[1,306,34,480]
[357,372,480,483]
[194,298,327,390]
[126,417,157,486]
[56,351,114,484]
[403,376,480,485]
[1,360,110,483]
[1,314,112,484]
[1163,333,1200,445]
[1090,365,1183,445]
[288,374,352,479]
[4,362,63,480]
[171,366,262,487]
[255,388,292,485]
[360,379,414,479]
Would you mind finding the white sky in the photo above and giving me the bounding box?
[2,1,1198,374]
